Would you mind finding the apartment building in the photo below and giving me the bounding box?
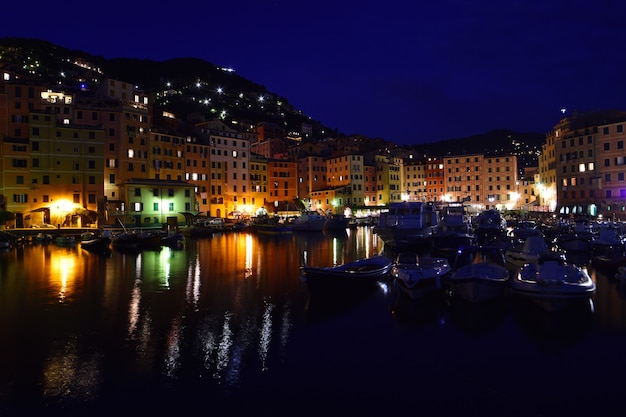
[538,127,557,212]
[11,110,104,227]
[551,110,626,220]
[249,153,269,215]
[402,159,427,202]
[298,154,327,209]
[425,157,444,202]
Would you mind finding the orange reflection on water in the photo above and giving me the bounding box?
[49,252,78,304]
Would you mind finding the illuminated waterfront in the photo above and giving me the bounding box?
[1,226,625,416]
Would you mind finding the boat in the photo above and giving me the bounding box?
[374,201,439,249]
[504,234,564,269]
[448,246,510,303]
[292,211,327,232]
[432,206,474,259]
[324,213,349,231]
[473,209,507,246]
[54,235,77,247]
[160,232,184,248]
[591,223,625,259]
[80,235,112,254]
[300,255,393,289]
[250,215,294,235]
[511,253,596,311]
[391,252,451,299]
[112,230,162,251]
[509,220,541,244]
[552,219,594,253]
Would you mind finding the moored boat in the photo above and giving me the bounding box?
[511,253,595,311]
[112,230,162,251]
[374,201,439,250]
[432,206,475,259]
[474,209,507,246]
[391,252,451,299]
[300,255,393,289]
[292,211,327,232]
[80,235,112,254]
[504,234,563,269]
[448,246,510,303]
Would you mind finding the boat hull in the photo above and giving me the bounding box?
[301,256,393,289]
[449,263,510,303]
[512,261,595,311]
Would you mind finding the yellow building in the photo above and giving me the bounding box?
[4,110,105,227]
[249,153,269,216]
[197,120,251,218]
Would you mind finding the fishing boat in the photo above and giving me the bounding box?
[292,211,327,232]
[448,246,510,303]
[511,253,596,311]
[112,230,162,251]
[374,201,439,249]
[300,255,393,289]
[80,234,112,254]
[250,215,294,235]
[391,252,451,299]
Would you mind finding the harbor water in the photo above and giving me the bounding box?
[1,226,625,416]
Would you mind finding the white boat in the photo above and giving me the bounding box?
[449,246,510,303]
[374,202,439,249]
[301,255,393,289]
[392,252,451,299]
[505,234,564,268]
[474,209,507,246]
[512,254,596,311]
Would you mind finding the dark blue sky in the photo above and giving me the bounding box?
[3,0,626,145]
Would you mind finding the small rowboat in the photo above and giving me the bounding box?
[300,255,393,288]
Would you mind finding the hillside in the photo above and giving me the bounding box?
[0,37,544,158]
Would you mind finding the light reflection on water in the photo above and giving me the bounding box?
[1,226,626,414]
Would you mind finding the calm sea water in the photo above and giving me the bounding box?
[1,227,625,416]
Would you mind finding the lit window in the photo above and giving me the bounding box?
[579,163,586,172]
[128,149,134,158]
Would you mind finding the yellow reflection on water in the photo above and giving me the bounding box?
[244,233,253,279]
[49,252,77,303]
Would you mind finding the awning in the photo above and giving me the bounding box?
[30,207,50,212]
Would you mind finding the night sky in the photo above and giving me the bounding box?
[3,0,626,145]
